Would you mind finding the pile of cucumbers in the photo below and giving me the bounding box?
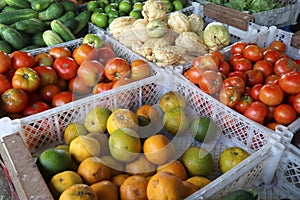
[0,0,91,53]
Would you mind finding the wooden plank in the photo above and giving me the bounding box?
[203,3,254,31]
[291,31,300,49]
[0,132,53,200]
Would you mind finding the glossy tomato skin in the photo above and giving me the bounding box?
[0,74,12,95]
[68,77,92,95]
[38,84,61,103]
[245,69,264,87]
[223,76,245,95]
[112,77,134,89]
[231,41,247,55]
[184,66,203,84]
[258,84,284,106]
[34,53,53,67]
[263,49,281,65]
[227,71,247,83]
[273,104,297,125]
[253,60,274,78]
[0,51,11,74]
[250,84,263,101]
[12,67,40,92]
[198,70,223,95]
[92,81,114,94]
[209,51,225,61]
[53,56,78,80]
[52,91,73,107]
[11,51,35,69]
[72,43,94,65]
[86,47,116,65]
[278,71,300,94]
[130,59,151,81]
[243,44,263,62]
[234,95,253,114]
[229,54,244,67]
[269,40,286,53]
[274,57,297,75]
[48,46,71,59]
[219,86,241,108]
[232,58,252,72]
[265,74,279,84]
[22,101,50,116]
[243,101,268,124]
[1,88,28,113]
[77,60,105,87]
[192,54,219,71]
[104,58,131,81]
[218,60,231,76]
[293,93,300,114]
[34,66,58,87]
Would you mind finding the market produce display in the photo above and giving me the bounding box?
[0,34,152,119]
[184,40,300,130]
[0,0,91,52]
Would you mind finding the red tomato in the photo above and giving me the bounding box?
[184,66,203,84]
[12,67,40,92]
[112,77,134,89]
[53,56,78,80]
[265,106,275,122]
[11,51,35,69]
[243,101,268,124]
[229,54,244,67]
[68,76,92,95]
[209,51,225,61]
[274,57,297,75]
[39,84,61,103]
[245,69,264,87]
[258,84,284,106]
[218,60,231,76]
[269,40,286,53]
[77,60,105,87]
[219,86,241,108]
[253,60,274,78]
[22,101,50,116]
[1,88,28,113]
[72,43,94,65]
[86,47,116,65]
[34,66,58,87]
[130,59,151,81]
[265,74,279,84]
[104,58,131,81]
[34,53,53,67]
[55,78,68,91]
[263,49,281,65]
[266,122,281,131]
[292,93,300,114]
[192,54,219,71]
[198,70,223,95]
[243,44,263,62]
[234,95,253,114]
[232,58,252,72]
[227,71,247,83]
[278,71,300,94]
[52,91,73,107]
[92,82,114,94]
[231,41,247,55]
[223,76,245,95]
[273,104,297,125]
[0,74,12,94]
[0,51,11,74]
[250,84,263,101]
[26,91,41,104]
[48,46,71,59]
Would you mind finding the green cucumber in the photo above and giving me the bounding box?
[73,10,91,35]
[0,0,6,11]
[57,11,76,23]
[0,8,38,25]
[0,24,28,50]
[0,40,12,53]
[50,19,76,42]
[31,0,55,11]
[31,32,46,47]
[38,2,64,21]
[42,30,64,47]
[4,0,30,8]
[62,18,78,32]
[1,5,20,11]
[59,0,77,12]
[221,189,258,200]
[11,18,45,34]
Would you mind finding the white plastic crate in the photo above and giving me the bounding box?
[196,0,300,27]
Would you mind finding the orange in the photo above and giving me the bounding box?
[143,134,175,165]
[111,173,130,188]
[59,183,97,200]
[182,180,198,198]
[186,176,211,189]
[157,160,187,180]
[90,180,119,200]
[77,156,111,185]
[64,122,88,145]
[125,154,156,177]
[99,155,124,176]
[120,175,148,200]
[136,104,161,122]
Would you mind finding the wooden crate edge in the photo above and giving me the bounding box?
[0,132,53,200]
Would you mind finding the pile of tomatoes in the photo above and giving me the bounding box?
[0,41,151,118]
[184,40,300,130]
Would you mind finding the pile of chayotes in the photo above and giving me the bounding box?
[37,91,250,200]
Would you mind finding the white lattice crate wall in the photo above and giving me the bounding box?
[0,68,284,199]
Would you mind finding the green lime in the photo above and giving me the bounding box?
[133,2,143,11]
[119,0,132,13]
[108,16,117,25]
[93,7,104,14]
[104,3,118,13]
[91,12,108,28]
[172,0,183,11]
[107,8,119,18]
[129,9,142,19]
[87,1,99,12]
[190,116,219,143]
[98,0,108,9]
[163,0,173,12]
